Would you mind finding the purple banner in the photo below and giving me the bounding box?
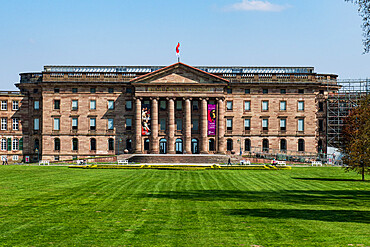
[208,104,216,136]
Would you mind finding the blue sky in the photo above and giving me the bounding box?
[0,0,368,90]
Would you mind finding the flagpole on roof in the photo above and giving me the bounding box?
[176,42,180,63]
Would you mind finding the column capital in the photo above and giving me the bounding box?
[150,97,159,101]
[166,97,175,101]
[183,97,192,101]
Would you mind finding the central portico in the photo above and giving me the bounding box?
[131,62,228,154]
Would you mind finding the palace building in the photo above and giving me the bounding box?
[0,62,338,162]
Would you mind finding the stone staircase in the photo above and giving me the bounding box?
[125,154,228,164]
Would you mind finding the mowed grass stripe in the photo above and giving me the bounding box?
[0,166,369,246]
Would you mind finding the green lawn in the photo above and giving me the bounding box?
[0,166,369,246]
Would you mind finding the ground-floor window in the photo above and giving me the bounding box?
[54,138,60,151]
[280,139,287,152]
[72,138,78,151]
[144,138,150,151]
[126,139,132,151]
[108,138,114,151]
[160,138,167,154]
[262,139,269,152]
[298,139,305,152]
[227,139,233,151]
[191,138,199,154]
[12,138,19,151]
[90,138,96,151]
[244,139,251,152]
[176,138,183,154]
[209,139,215,151]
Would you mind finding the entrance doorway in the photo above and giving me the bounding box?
[191,139,199,154]
[159,138,167,154]
[175,138,183,154]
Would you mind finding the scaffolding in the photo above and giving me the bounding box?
[327,79,370,149]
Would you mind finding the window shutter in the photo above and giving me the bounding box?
[7,138,11,151]
[19,138,23,150]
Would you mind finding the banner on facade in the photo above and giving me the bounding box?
[207,104,216,135]
[141,103,151,135]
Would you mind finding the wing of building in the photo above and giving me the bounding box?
[0,62,339,162]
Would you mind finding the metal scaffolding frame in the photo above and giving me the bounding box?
[327,79,369,149]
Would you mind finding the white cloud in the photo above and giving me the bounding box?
[225,0,290,12]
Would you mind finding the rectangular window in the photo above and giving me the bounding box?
[13,155,18,161]
[298,89,304,94]
[160,118,166,131]
[72,100,78,110]
[1,101,7,110]
[126,118,132,130]
[12,139,19,151]
[90,118,96,130]
[298,119,304,132]
[192,101,199,111]
[54,88,60,93]
[72,88,78,93]
[298,101,304,111]
[280,89,286,94]
[319,102,324,112]
[1,118,7,130]
[319,119,324,132]
[108,100,114,110]
[226,119,233,131]
[108,88,114,93]
[226,101,233,111]
[263,89,268,94]
[160,100,166,110]
[262,101,269,111]
[72,118,78,130]
[54,100,60,110]
[12,118,19,130]
[176,100,182,110]
[33,100,40,110]
[126,88,132,93]
[262,119,268,130]
[280,119,286,131]
[244,101,251,111]
[280,101,287,111]
[34,118,39,130]
[226,88,232,94]
[34,100,40,110]
[108,118,114,130]
[192,119,199,131]
[53,118,60,130]
[90,100,96,110]
[90,88,96,93]
[176,118,182,131]
[244,119,250,131]
[245,89,250,94]
[12,101,19,110]
[125,100,132,110]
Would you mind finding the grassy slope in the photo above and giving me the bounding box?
[0,166,369,246]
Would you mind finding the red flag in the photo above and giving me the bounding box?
[176,42,180,55]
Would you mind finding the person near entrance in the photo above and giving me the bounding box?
[227,157,231,166]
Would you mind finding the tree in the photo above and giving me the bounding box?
[345,0,370,53]
[341,94,370,181]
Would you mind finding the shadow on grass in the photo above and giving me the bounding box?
[293,177,369,182]
[142,190,370,207]
[225,208,370,223]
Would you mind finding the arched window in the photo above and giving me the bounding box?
[126,139,132,150]
[191,138,199,154]
[176,138,183,154]
[72,138,78,151]
[298,139,305,152]
[34,139,40,151]
[108,138,114,151]
[144,138,150,151]
[159,138,167,154]
[280,139,287,152]
[227,139,233,151]
[12,138,19,151]
[90,138,96,151]
[54,138,60,151]
[244,139,251,152]
[262,139,269,152]
[209,139,215,151]
[1,138,6,151]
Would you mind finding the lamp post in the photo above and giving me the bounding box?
[237,139,242,156]
[35,148,39,162]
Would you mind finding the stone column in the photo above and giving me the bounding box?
[185,98,192,154]
[217,98,225,154]
[135,98,142,154]
[200,98,208,153]
[150,98,159,154]
[168,98,175,154]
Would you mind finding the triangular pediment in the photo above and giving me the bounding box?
[130,62,228,84]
